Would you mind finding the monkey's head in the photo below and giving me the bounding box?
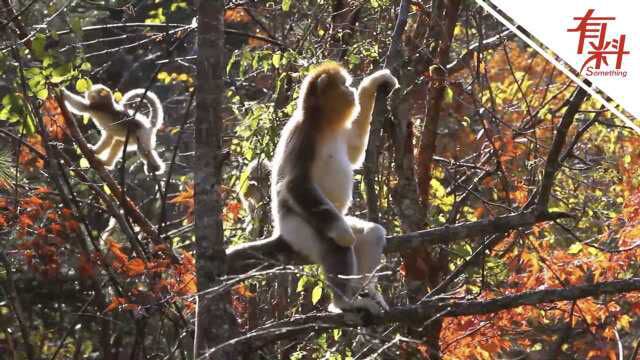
[300,62,356,130]
[86,84,114,106]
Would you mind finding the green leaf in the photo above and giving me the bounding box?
[443,86,454,104]
[23,115,36,134]
[36,88,48,100]
[53,63,73,77]
[79,158,90,168]
[76,78,92,92]
[70,17,83,35]
[238,166,251,195]
[50,76,65,84]
[332,328,341,341]
[42,56,54,67]
[567,243,583,255]
[226,51,238,74]
[272,53,282,68]
[296,276,308,292]
[311,284,323,305]
[31,34,47,60]
[282,0,292,11]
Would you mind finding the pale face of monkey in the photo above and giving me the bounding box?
[86,85,114,106]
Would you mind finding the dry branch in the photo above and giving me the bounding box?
[277,277,640,327]
[446,30,514,74]
[534,88,588,212]
[219,277,640,353]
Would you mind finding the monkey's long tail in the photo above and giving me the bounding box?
[120,89,164,129]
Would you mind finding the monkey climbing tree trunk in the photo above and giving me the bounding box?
[193,1,238,359]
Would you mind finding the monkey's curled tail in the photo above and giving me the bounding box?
[120,89,164,129]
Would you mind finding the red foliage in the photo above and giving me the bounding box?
[169,183,194,222]
[18,135,45,170]
[42,97,67,140]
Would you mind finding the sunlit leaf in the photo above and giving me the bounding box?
[311,284,322,305]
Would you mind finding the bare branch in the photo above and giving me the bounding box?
[532,88,588,212]
[232,277,640,350]
[447,30,514,74]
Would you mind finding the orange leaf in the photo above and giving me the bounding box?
[105,297,126,312]
[107,240,129,266]
[233,283,255,298]
[169,184,194,204]
[224,8,251,23]
[226,201,242,221]
[126,258,145,276]
[19,214,34,227]
[170,184,195,222]
[35,186,50,194]
[78,254,96,278]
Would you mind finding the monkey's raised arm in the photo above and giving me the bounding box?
[121,89,164,128]
[347,70,398,167]
[61,88,91,115]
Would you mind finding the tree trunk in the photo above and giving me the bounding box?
[193,1,238,358]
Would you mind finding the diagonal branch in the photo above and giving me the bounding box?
[531,87,588,212]
[446,30,514,74]
[227,277,640,352]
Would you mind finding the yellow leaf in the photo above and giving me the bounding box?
[617,314,632,331]
[311,284,323,305]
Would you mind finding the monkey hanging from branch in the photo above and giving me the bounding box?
[272,62,398,314]
[62,84,165,175]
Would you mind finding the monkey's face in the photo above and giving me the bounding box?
[86,85,114,106]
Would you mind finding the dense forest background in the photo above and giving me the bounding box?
[1,0,640,359]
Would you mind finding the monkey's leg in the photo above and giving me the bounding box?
[320,240,358,312]
[279,212,381,313]
[135,130,165,174]
[102,139,125,169]
[346,215,388,310]
[322,239,385,314]
[91,133,115,157]
[279,213,355,309]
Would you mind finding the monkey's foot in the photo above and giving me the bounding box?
[145,162,160,174]
[143,160,166,175]
[358,288,389,312]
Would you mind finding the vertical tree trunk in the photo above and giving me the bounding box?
[409,1,462,357]
[193,1,238,358]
